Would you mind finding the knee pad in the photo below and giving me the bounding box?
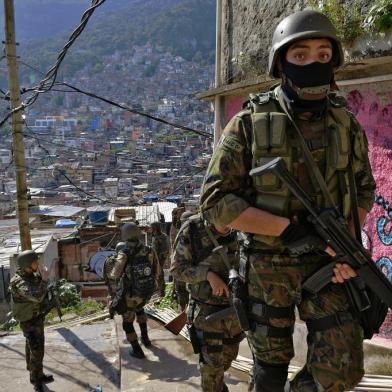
[122,321,135,334]
[254,360,289,392]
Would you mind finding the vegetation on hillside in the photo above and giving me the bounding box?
[17,0,215,81]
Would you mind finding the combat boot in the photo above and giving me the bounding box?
[130,341,145,359]
[30,374,54,384]
[139,323,152,347]
[40,374,54,383]
[33,382,44,392]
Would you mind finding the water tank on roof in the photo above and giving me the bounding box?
[87,206,110,226]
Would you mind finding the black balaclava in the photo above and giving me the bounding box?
[281,57,334,113]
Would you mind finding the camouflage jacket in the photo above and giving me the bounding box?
[109,242,160,283]
[9,270,48,321]
[170,214,238,305]
[200,88,375,250]
[151,232,170,264]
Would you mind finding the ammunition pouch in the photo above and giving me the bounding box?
[109,279,128,315]
[188,324,201,354]
[249,299,295,338]
[358,288,388,340]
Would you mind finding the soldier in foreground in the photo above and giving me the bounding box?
[151,221,170,298]
[9,250,54,392]
[110,223,160,358]
[171,213,244,392]
[200,10,376,392]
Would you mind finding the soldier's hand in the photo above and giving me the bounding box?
[332,263,357,284]
[41,266,49,281]
[207,271,230,297]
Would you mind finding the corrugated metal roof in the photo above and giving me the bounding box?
[29,205,86,218]
[108,202,177,226]
[0,228,75,268]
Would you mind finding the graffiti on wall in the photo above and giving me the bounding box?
[345,86,392,338]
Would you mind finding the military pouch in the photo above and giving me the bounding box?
[327,123,349,170]
[251,112,290,192]
[109,295,127,315]
[110,282,128,315]
[358,288,388,340]
[12,300,38,322]
[188,324,201,354]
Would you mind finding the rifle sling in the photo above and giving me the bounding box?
[204,224,231,270]
[276,91,336,210]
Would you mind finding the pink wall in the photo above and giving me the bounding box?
[222,82,392,338]
[343,83,392,338]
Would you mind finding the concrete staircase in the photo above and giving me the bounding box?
[115,316,249,392]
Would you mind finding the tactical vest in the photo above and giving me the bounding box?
[243,89,354,249]
[185,215,238,305]
[10,272,43,322]
[123,246,156,299]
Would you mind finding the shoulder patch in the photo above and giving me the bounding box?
[219,135,244,152]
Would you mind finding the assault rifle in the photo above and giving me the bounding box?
[249,157,392,310]
[47,283,63,321]
[202,246,250,331]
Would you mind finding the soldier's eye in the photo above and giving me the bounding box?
[294,53,305,61]
[319,52,332,62]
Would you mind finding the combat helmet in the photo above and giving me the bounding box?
[121,222,142,242]
[17,250,38,269]
[115,241,126,253]
[268,9,344,78]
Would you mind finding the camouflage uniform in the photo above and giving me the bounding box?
[200,90,375,390]
[110,241,160,345]
[171,209,192,310]
[9,270,48,385]
[152,231,170,296]
[171,214,244,392]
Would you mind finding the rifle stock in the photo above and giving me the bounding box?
[164,310,187,335]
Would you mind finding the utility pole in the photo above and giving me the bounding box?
[3,0,31,250]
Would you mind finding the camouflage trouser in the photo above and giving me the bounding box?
[246,253,364,392]
[191,301,244,392]
[174,279,189,310]
[157,256,167,297]
[20,315,45,384]
[122,296,147,343]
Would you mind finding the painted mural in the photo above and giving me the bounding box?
[222,80,392,338]
[344,82,392,338]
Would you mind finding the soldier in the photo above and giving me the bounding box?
[9,250,54,392]
[171,213,244,392]
[172,210,194,310]
[200,10,376,392]
[103,241,126,318]
[151,221,170,298]
[170,204,186,249]
[110,223,160,359]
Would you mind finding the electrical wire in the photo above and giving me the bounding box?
[0,0,107,127]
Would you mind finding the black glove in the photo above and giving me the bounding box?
[280,221,327,256]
